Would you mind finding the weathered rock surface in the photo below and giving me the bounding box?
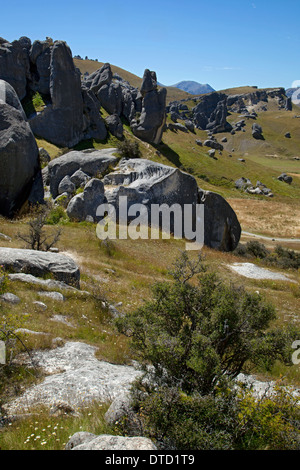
[193,92,232,133]
[3,342,140,415]
[0,293,21,304]
[0,80,43,217]
[67,178,106,222]
[130,69,167,144]
[103,158,241,251]
[29,39,52,95]
[105,113,123,139]
[104,158,199,234]
[29,41,84,147]
[0,248,80,288]
[0,37,30,100]
[198,190,241,251]
[47,148,118,198]
[66,433,157,451]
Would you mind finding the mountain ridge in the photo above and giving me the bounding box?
[170,80,215,95]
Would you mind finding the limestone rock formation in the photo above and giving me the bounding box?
[29,41,84,147]
[130,69,167,144]
[47,148,118,198]
[192,92,232,133]
[0,37,31,100]
[103,158,241,251]
[0,80,43,217]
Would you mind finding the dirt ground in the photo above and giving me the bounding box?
[228,198,300,239]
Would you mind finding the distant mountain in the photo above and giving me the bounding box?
[170,80,215,95]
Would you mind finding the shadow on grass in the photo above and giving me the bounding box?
[154,140,182,168]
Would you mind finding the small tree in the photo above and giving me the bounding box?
[18,206,62,252]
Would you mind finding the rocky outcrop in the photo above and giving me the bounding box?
[0,38,108,148]
[130,69,167,144]
[0,247,80,288]
[193,92,232,134]
[47,148,118,198]
[0,80,43,217]
[29,41,84,147]
[84,63,142,128]
[29,39,52,95]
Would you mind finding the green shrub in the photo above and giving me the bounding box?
[115,252,300,450]
[116,139,141,159]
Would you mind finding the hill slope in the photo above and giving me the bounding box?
[73,58,192,103]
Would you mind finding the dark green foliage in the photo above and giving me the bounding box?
[234,241,300,270]
[116,139,141,159]
[117,252,292,395]
[116,252,300,450]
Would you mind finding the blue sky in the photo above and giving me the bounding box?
[1,0,299,91]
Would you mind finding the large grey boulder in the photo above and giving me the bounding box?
[0,80,43,217]
[198,190,241,251]
[0,247,80,288]
[66,433,157,451]
[67,179,106,222]
[47,148,118,198]
[130,69,167,144]
[29,41,84,147]
[104,158,199,234]
[104,158,241,251]
[0,37,31,100]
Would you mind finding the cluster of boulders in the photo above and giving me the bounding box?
[278,173,293,184]
[0,36,167,148]
[235,177,273,197]
[42,150,241,251]
[166,87,290,136]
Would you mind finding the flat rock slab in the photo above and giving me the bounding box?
[0,248,80,288]
[4,342,140,415]
[66,432,157,450]
[227,262,296,282]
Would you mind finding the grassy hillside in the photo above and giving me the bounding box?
[73,58,192,103]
